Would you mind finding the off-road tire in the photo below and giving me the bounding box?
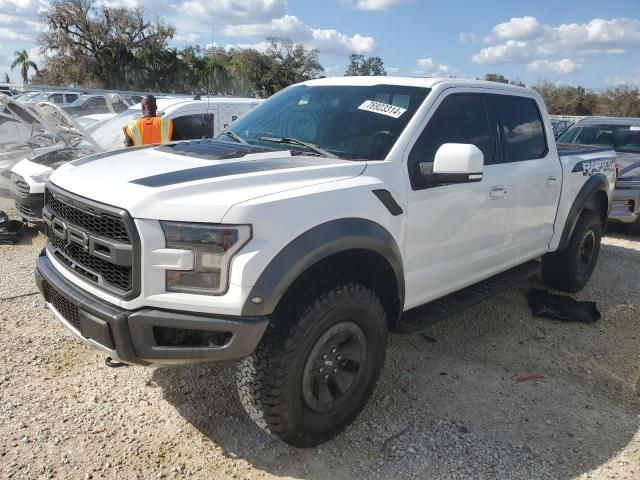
[236,284,388,447]
[542,210,602,292]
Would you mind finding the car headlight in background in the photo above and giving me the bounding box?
[30,170,53,183]
[160,222,251,295]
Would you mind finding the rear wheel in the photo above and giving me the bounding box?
[542,210,602,292]
[236,283,388,447]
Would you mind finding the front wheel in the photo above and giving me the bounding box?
[236,284,388,447]
[542,210,602,292]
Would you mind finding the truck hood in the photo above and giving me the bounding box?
[49,140,367,222]
[33,102,100,150]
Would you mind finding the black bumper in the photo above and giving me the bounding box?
[12,191,44,223]
[35,252,269,366]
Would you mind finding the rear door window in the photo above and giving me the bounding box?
[489,95,547,162]
[65,93,79,103]
[49,93,64,104]
[172,114,215,140]
[86,97,107,107]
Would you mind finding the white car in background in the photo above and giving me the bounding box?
[76,113,117,130]
[9,96,262,222]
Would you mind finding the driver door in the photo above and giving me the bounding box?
[403,91,515,309]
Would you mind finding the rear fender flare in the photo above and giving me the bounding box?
[558,174,610,251]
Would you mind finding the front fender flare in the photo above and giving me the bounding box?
[241,218,404,317]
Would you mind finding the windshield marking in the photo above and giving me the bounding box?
[358,100,407,118]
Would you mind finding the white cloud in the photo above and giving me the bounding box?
[493,16,542,40]
[473,16,640,75]
[181,0,286,25]
[341,0,410,11]
[527,58,582,74]
[221,14,376,56]
[472,40,533,64]
[459,32,478,44]
[387,66,399,73]
[415,58,450,76]
[223,14,306,37]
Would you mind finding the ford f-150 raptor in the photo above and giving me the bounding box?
[34,77,616,447]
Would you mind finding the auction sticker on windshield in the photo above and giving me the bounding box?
[358,100,407,118]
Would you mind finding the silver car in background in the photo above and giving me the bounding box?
[558,116,640,234]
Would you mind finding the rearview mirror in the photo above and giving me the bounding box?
[418,143,484,186]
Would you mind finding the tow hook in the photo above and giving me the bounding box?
[105,356,127,368]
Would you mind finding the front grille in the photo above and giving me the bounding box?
[44,187,138,298]
[43,282,80,330]
[45,190,130,242]
[48,229,132,291]
[10,174,29,196]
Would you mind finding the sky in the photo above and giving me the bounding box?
[0,0,639,88]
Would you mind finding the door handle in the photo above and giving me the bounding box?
[546,176,559,188]
[489,185,507,199]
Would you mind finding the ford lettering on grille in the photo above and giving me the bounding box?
[43,208,132,266]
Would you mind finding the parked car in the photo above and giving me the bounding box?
[19,91,81,107]
[62,93,130,117]
[76,113,117,130]
[10,96,262,221]
[557,116,640,233]
[0,94,65,196]
[551,119,573,138]
[34,77,616,446]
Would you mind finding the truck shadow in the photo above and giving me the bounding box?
[152,243,640,480]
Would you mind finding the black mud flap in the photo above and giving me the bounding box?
[528,288,600,323]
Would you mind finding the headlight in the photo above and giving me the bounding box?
[30,170,52,183]
[161,222,251,295]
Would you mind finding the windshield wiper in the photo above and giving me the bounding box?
[258,136,338,158]
[221,130,247,144]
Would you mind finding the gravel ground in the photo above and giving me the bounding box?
[1,195,639,480]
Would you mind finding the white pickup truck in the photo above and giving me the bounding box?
[35,77,616,447]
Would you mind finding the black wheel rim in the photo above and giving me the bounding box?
[302,322,367,413]
[578,230,596,274]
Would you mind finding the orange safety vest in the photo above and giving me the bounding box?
[123,117,173,146]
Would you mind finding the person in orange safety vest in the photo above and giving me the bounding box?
[123,95,173,147]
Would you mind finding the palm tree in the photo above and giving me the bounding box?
[11,50,38,84]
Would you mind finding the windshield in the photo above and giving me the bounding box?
[90,108,142,150]
[225,84,430,160]
[68,96,89,107]
[558,123,640,154]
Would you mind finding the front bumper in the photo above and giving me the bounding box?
[609,186,640,223]
[35,252,269,366]
[10,186,44,223]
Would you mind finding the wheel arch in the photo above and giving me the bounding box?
[241,218,405,328]
[558,174,610,250]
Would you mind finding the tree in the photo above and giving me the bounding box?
[39,0,175,89]
[11,50,38,84]
[345,54,386,76]
[2,72,10,83]
[265,37,323,94]
[484,73,508,84]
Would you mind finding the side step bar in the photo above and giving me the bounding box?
[397,261,541,334]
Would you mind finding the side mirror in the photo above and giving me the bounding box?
[418,143,484,185]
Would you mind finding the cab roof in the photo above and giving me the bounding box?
[302,75,531,93]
